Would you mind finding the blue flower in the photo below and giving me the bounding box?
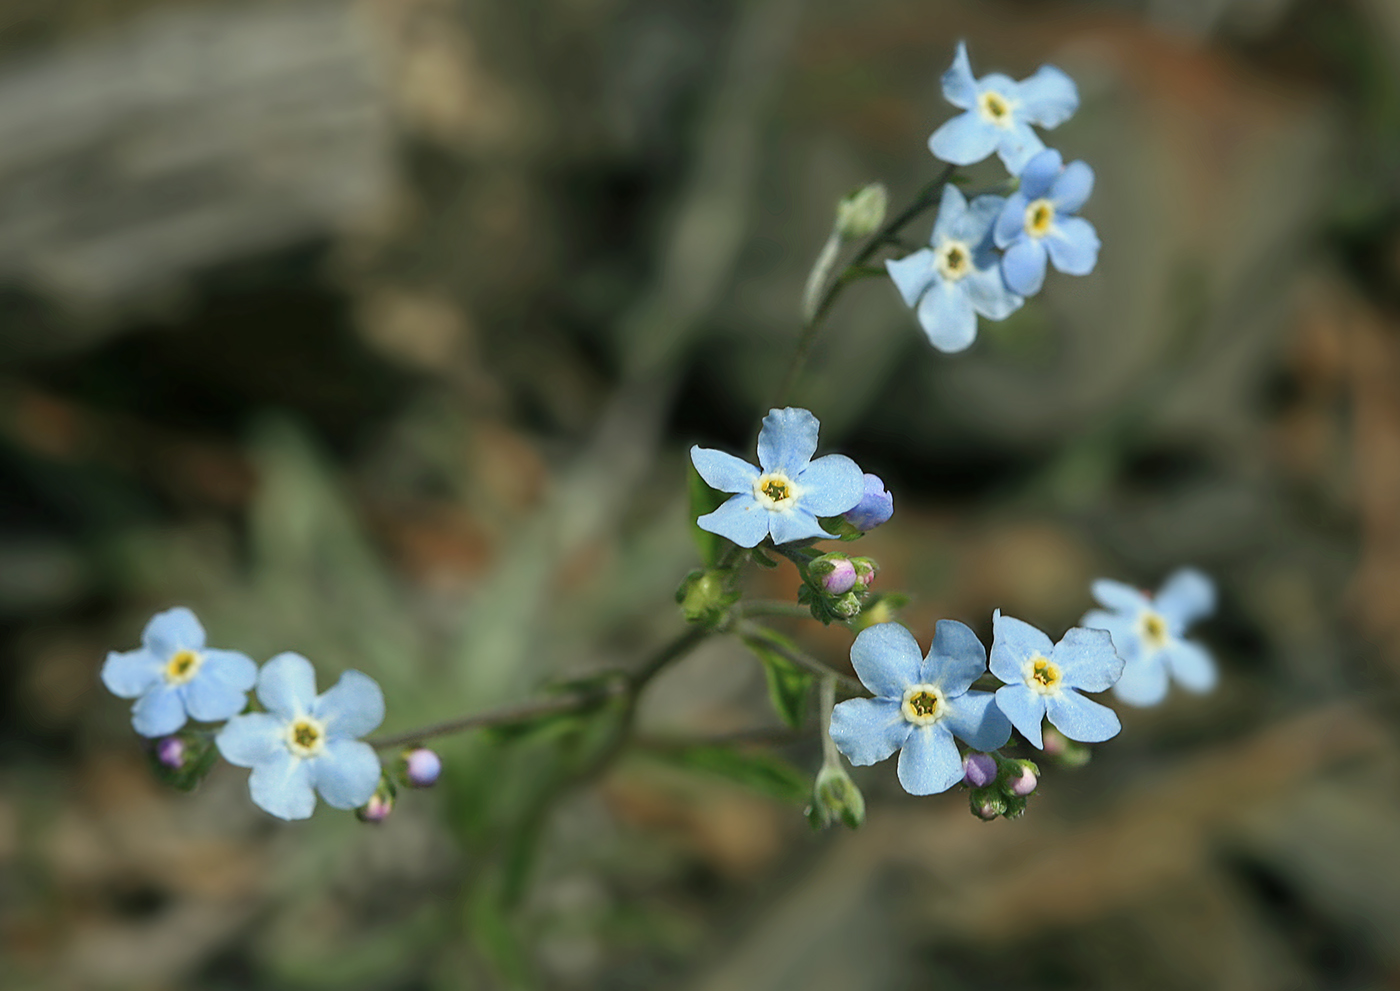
[216,653,384,821]
[690,407,864,548]
[929,41,1079,173]
[993,148,1099,296]
[1081,569,1217,707]
[990,611,1123,749]
[843,473,894,531]
[829,621,1011,795]
[102,607,257,737]
[885,185,1023,352]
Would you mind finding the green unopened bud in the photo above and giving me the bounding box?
[676,569,739,626]
[836,183,888,241]
[148,731,219,792]
[970,786,1007,821]
[809,764,866,830]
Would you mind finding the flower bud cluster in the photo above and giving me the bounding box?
[963,752,1039,821]
[799,552,878,624]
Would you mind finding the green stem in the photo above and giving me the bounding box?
[736,599,813,621]
[734,619,863,694]
[819,674,841,767]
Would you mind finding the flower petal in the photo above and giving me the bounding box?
[896,723,963,795]
[928,111,1001,166]
[1051,160,1094,214]
[989,610,1055,684]
[102,648,163,699]
[312,739,382,809]
[1052,627,1124,693]
[767,508,828,545]
[929,184,968,245]
[922,619,987,695]
[182,649,257,721]
[1015,63,1079,127]
[828,697,910,766]
[257,652,318,720]
[994,193,1029,249]
[995,122,1046,175]
[953,193,1005,245]
[994,683,1047,749]
[1112,654,1170,707]
[795,454,865,516]
[1165,639,1217,693]
[849,622,924,698]
[943,691,1012,751]
[940,41,977,109]
[1046,689,1121,743]
[1080,608,1141,661]
[696,494,771,548]
[1092,579,1150,613]
[217,713,286,767]
[916,279,978,353]
[142,606,205,658]
[963,264,1024,321]
[131,685,188,737]
[1001,237,1048,296]
[313,670,385,740]
[1154,568,1216,628]
[756,407,820,475]
[1045,217,1100,276]
[249,749,317,820]
[690,447,759,494]
[1017,148,1063,199]
[885,250,936,308]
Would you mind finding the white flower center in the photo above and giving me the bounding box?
[935,238,973,281]
[163,649,203,686]
[977,89,1015,127]
[286,716,328,758]
[752,471,801,511]
[901,684,947,726]
[1137,610,1171,653]
[1023,198,1055,238]
[1023,654,1062,697]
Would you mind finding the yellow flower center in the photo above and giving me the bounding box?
[286,717,327,758]
[1024,198,1055,238]
[1138,610,1170,652]
[901,684,947,726]
[1025,655,1062,696]
[935,239,972,281]
[978,90,1013,126]
[163,649,203,686]
[752,471,800,511]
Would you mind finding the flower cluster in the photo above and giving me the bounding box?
[887,42,1100,352]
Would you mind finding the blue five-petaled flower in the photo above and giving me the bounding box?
[994,148,1100,296]
[829,621,1012,795]
[990,611,1123,749]
[886,184,1023,353]
[102,607,257,738]
[216,652,384,821]
[690,407,865,548]
[1081,569,1217,707]
[929,41,1079,173]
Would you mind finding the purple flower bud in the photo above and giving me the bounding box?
[963,752,996,788]
[357,792,393,823]
[1008,764,1038,797]
[156,736,185,769]
[404,747,442,788]
[842,474,893,532]
[822,558,857,595]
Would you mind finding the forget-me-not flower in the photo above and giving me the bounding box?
[994,148,1100,296]
[829,621,1012,795]
[990,611,1123,749]
[843,473,894,532]
[929,41,1079,173]
[217,652,384,820]
[885,185,1023,353]
[690,407,864,548]
[1081,569,1217,707]
[102,607,257,737]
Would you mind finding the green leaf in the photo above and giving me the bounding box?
[742,629,813,730]
[687,461,727,567]
[643,743,810,805]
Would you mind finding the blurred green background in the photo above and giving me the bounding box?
[4,0,1400,988]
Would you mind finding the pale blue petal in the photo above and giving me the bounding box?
[954,194,1006,244]
[995,122,1046,175]
[828,697,910,766]
[690,447,759,494]
[897,723,964,795]
[1045,217,1100,276]
[313,670,385,740]
[943,691,1012,751]
[1092,579,1150,614]
[1165,639,1217,693]
[142,607,205,659]
[249,749,317,821]
[216,713,285,767]
[994,193,1029,249]
[757,407,820,475]
[963,265,1023,321]
[257,652,318,720]
[795,454,865,516]
[1052,627,1123,693]
[843,474,893,530]
[1112,654,1170,707]
[922,619,987,695]
[916,280,978,353]
[994,684,1047,749]
[886,250,936,308]
[1155,568,1216,628]
[940,41,977,109]
[1051,160,1094,213]
[978,72,1019,95]
[849,622,923,698]
[102,648,163,698]
[131,685,188,737]
[1015,64,1079,127]
[989,611,1055,683]
[767,508,828,545]
[929,184,968,245]
[1080,608,1141,660]
[696,494,770,548]
[929,111,1000,166]
[312,739,382,809]
[1001,237,1048,296]
[1046,689,1121,743]
[183,649,257,721]
[1017,148,1062,199]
